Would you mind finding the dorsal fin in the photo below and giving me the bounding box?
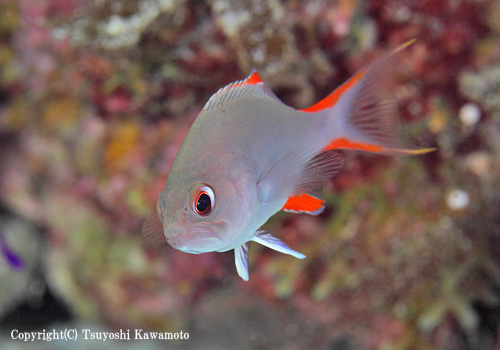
[202,70,281,111]
[243,70,264,85]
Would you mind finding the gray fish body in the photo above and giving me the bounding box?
[177,94,329,180]
[164,95,329,251]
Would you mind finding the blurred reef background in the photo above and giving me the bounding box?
[1,0,500,349]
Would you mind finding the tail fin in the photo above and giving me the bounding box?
[302,40,434,155]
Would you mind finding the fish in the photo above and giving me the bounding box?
[142,40,434,281]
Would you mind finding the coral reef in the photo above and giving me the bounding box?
[1,0,499,349]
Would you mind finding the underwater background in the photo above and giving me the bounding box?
[1,0,500,349]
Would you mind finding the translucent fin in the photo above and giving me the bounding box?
[202,70,281,111]
[282,193,325,215]
[300,40,416,113]
[257,149,344,203]
[294,149,344,194]
[252,230,305,259]
[234,243,249,281]
[305,39,434,155]
[141,212,166,245]
[300,69,366,113]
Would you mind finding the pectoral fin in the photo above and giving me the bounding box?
[141,212,166,245]
[257,148,344,204]
[234,243,249,281]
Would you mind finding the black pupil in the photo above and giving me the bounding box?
[196,193,211,213]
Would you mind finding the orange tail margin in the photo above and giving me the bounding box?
[325,137,435,154]
[302,39,435,155]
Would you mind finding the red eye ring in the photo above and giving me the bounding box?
[193,185,215,216]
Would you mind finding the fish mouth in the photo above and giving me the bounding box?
[166,224,223,254]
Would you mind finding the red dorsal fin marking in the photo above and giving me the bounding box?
[202,70,272,111]
[282,193,325,215]
[229,70,263,90]
[326,137,384,152]
[243,70,264,85]
[300,70,366,113]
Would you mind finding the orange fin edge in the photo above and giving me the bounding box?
[243,70,264,85]
[300,39,417,114]
[326,137,436,154]
[300,69,366,113]
[214,69,264,94]
[282,193,325,215]
[326,137,384,152]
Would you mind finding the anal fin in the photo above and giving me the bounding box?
[282,193,325,215]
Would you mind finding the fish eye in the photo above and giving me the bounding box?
[193,185,215,216]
